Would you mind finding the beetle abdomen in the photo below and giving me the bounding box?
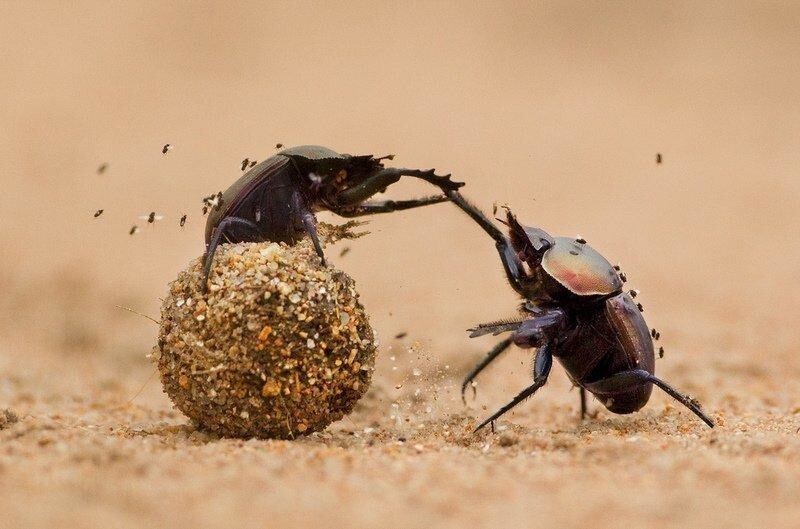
[604,293,655,373]
[598,292,655,413]
[542,237,622,296]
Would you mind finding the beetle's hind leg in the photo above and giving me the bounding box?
[203,216,262,291]
[583,369,715,428]
[461,337,513,404]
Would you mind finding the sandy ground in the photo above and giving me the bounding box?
[2,2,800,528]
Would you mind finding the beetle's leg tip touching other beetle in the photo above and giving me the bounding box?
[411,168,464,192]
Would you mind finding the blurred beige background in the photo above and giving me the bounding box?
[1,2,799,528]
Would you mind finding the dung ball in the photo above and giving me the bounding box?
[152,238,376,439]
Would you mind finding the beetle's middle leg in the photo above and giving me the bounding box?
[474,343,553,432]
[203,216,261,289]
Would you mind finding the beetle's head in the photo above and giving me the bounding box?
[292,152,387,195]
[334,153,392,187]
[502,208,553,271]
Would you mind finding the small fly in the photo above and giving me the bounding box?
[129,225,140,235]
[139,212,164,224]
[93,209,104,218]
[97,163,108,175]
[202,192,222,210]
[180,214,187,227]
[241,158,251,171]
[162,144,173,155]
[656,153,662,164]
[275,143,283,149]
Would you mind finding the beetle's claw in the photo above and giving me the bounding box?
[422,169,464,192]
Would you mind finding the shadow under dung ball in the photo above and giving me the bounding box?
[152,235,376,439]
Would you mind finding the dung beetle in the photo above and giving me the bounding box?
[203,145,462,287]
[444,191,714,430]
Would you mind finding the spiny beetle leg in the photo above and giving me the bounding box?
[391,167,464,192]
[334,195,448,217]
[446,191,529,296]
[583,369,714,428]
[336,168,462,207]
[467,319,524,338]
[461,337,513,404]
[203,216,261,291]
[475,344,553,432]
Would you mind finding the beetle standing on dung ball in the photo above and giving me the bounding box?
[203,145,463,289]
[440,191,714,431]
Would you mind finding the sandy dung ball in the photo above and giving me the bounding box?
[152,238,376,439]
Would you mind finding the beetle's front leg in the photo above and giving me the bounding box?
[332,195,448,217]
[446,191,529,295]
[336,168,463,207]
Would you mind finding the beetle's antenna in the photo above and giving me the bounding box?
[115,304,160,325]
[125,368,158,405]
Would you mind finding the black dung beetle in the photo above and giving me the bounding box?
[445,191,714,430]
[203,145,462,287]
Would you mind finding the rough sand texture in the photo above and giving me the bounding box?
[2,2,800,528]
